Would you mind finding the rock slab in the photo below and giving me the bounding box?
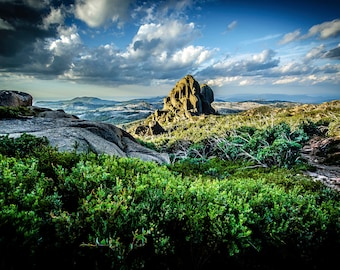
[0,109,169,164]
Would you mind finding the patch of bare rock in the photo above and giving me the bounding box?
[0,90,169,164]
[301,135,340,191]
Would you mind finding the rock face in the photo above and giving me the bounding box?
[301,135,340,191]
[200,84,216,114]
[0,90,33,107]
[0,102,169,164]
[162,75,215,118]
[134,75,216,136]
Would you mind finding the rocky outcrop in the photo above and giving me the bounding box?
[0,116,169,164]
[301,135,340,191]
[134,120,166,136]
[200,84,216,114]
[162,75,215,118]
[134,75,216,136]
[0,98,169,164]
[0,90,33,107]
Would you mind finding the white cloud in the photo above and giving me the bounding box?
[278,29,301,45]
[0,17,15,30]
[243,34,281,45]
[303,19,340,39]
[208,49,279,77]
[170,45,212,66]
[227,20,237,31]
[206,76,242,87]
[23,0,51,9]
[272,61,311,76]
[48,25,82,56]
[75,0,132,28]
[304,44,326,61]
[251,49,276,63]
[122,20,200,60]
[324,44,340,59]
[279,19,340,45]
[273,76,300,85]
[133,0,194,24]
[239,79,256,86]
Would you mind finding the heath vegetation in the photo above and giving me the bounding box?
[0,100,339,269]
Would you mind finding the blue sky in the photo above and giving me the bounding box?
[0,0,339,101]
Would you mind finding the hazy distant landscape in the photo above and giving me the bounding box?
[34,94,338,126]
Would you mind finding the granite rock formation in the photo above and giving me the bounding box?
[200,84,216,114]
[0,90,33,107]
[134,75,216,136]
[0,91,169,164]
[162,75,215,118]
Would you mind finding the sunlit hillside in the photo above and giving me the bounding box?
[127,100,340,152]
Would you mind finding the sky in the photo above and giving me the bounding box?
[0,0,339,101]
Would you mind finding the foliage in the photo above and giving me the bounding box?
[214,122,309,168]
[0,133,81,179]
[0,133,49,158]
[130,100,340,149]
[0,138,339,269]
[1,100,340,269]
[0,106,34,119]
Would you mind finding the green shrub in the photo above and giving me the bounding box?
[214,122,310,168]
[0,133,49,158]
[0,133,81,179]
[1,152,339,269]
[0,106,34,119]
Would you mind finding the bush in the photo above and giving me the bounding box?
[0,106,34,119]
[214,122,310,168]
[0,133,49,158]
[0,133,81,179]
[0,151,339,269]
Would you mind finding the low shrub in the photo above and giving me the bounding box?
[0,150,339,269]
[0,106,34,119]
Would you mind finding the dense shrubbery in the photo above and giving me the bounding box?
[0,133,339,269]
[168,121,316,168]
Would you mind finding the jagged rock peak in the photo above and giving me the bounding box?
[162,74,215,118]
[134,75,216,136]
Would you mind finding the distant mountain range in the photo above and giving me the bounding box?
[34,96,164,125]
[34,94,338,126]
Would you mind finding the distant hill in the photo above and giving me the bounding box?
[217,94,339,103]
[33,94,339,126]
[34,96,164,126]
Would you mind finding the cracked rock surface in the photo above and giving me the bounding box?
[0,114,169,164]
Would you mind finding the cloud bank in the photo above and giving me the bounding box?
[0,0,339,98]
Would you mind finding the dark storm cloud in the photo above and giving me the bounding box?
[0,0,73,57]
